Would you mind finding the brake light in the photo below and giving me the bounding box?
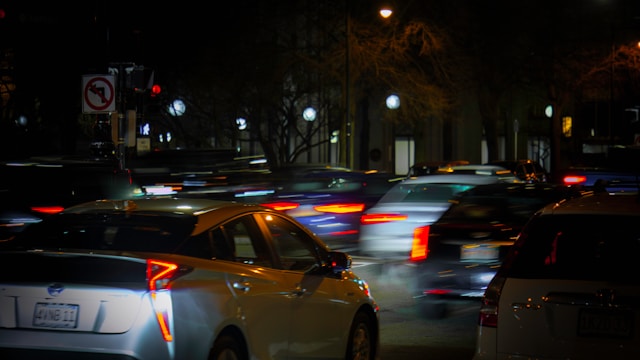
[409,225,430,261]
[314,203,365,214]
[477,273,506,328]
[31,206,65,215]
[261,202,300,211]
[563,175,587,185]
[147,259,179,342]
[360,213,408,224]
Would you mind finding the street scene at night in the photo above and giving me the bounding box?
[1,1,640,359]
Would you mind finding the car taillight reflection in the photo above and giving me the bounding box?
[562,175,587,186]
[360,213,408,224]
[409,225,430,261]
[314,203,364,214]
[31,206,65,215]
[263,202,365,214]
[261,202,300,211]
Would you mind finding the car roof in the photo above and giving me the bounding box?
[402,173,515,185]
[61,197,263,217]
[537,192,640,216]
[58,197,280,236]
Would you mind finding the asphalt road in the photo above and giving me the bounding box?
[352,258,479,360]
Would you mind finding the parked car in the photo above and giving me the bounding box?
[474,191,640,360]
[359,173,518,259]
[408,182,584,318]
[260,169,401,253]
[485,159,549,183]
[0,197,379,360]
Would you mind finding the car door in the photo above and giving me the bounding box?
[212,214,293,359]
[255,212,349,359]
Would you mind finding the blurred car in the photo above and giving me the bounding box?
[408,182,584,319]
[359,174,518,259]
[408,160,470,176]
[260,169,401,253]
[485,159,549,183]
[474,191,640,360]
[0,197,379,360]
[0,158,136,240]
[435,164,523,183]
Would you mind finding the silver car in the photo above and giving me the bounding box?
[359,173,520,258]
[0,197,379,360]
[475,191,640,359]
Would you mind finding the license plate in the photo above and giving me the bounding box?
[460,244,498,261]
[578,308,633,338]
[33,302,79,329]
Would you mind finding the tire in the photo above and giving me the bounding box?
[210,334,247,360]
[346,312,376,360]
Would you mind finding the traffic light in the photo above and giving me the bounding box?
[150,84,161,97]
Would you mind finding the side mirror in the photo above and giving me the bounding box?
[327,251,352,273]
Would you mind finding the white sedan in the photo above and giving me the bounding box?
[0,197,379,360]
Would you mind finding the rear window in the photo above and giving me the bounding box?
[440,193,561,222]
[6,213,196,253]
[505,214,640,283]
[379,183,476,203]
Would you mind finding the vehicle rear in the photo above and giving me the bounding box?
[475,193,640,359]
[0,208,220,359]
[261,171,398,253]
[359,174,502,259]
[409,183,579,318]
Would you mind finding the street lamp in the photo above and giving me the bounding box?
[344,3,393,169]
[303,106,317,162]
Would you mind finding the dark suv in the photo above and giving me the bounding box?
[0,158,135,240]
[408,182,583,318]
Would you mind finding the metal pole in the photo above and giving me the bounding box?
[117,64,126,171]
[345,1,351,169]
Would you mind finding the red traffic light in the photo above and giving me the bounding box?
[150,84,161,97]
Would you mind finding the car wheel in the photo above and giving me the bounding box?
[210,334,247,360]
[346,311,376,360]
[417,299,447,319]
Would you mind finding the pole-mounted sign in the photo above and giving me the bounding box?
[82,75,116,113]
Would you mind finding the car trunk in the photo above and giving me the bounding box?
[496,278,640,358]
[0,252,148,333]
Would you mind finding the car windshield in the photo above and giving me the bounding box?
[379,183,476,203]
[5,213,196,253]
[506,214,640,283]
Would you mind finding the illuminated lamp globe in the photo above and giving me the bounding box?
[168,99,186,116]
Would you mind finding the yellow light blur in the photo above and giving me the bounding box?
[379,8,393,18]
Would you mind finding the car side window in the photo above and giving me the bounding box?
[258,213,320,272]
[219,216,274,267]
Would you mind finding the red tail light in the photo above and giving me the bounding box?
[477,273,506,328]
[31,206,65,215]
[409,225,430,261]
[360,213,408,224]
[261,202,300,211]
[562,175,587,186]
[314,203,365,214]
[146,259,180,342]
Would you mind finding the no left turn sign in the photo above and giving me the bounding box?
[82,75,116,113]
